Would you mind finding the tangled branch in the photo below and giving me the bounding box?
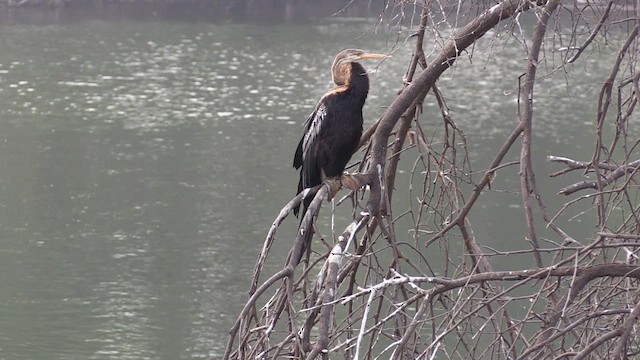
[224,1,640,359]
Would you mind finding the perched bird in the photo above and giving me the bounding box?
[292,49,386,259]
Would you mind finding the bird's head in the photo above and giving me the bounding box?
[331,49,388,86]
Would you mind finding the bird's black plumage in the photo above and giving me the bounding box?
[293,62,368,215]
[291,49,385,262]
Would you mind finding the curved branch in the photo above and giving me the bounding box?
[519,0,562,268]
[567,1,613,64]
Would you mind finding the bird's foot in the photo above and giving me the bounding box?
[341,173,363,191]
[325,178,342,200]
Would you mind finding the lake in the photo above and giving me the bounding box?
[0,4,632,359]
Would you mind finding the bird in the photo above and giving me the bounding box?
[292,49,386,260]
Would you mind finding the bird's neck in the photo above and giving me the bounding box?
[344,63,369,102]
[327,63,370,102]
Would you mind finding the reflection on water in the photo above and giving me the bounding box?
[1,15,390,359]
[0,8,633,360]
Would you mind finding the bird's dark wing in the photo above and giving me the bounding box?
[293,110,313,170]
[294,104,326,169]
[293,103,327,217]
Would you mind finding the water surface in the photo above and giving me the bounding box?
[0,7,632,359]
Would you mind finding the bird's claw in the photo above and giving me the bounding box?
[341,174,360,191]
[325,178,342,200]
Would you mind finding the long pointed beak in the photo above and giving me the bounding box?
[359,53,389,60]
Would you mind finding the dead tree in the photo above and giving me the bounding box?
[224,1,640,359]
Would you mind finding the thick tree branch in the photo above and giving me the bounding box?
[366,0,542,216]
